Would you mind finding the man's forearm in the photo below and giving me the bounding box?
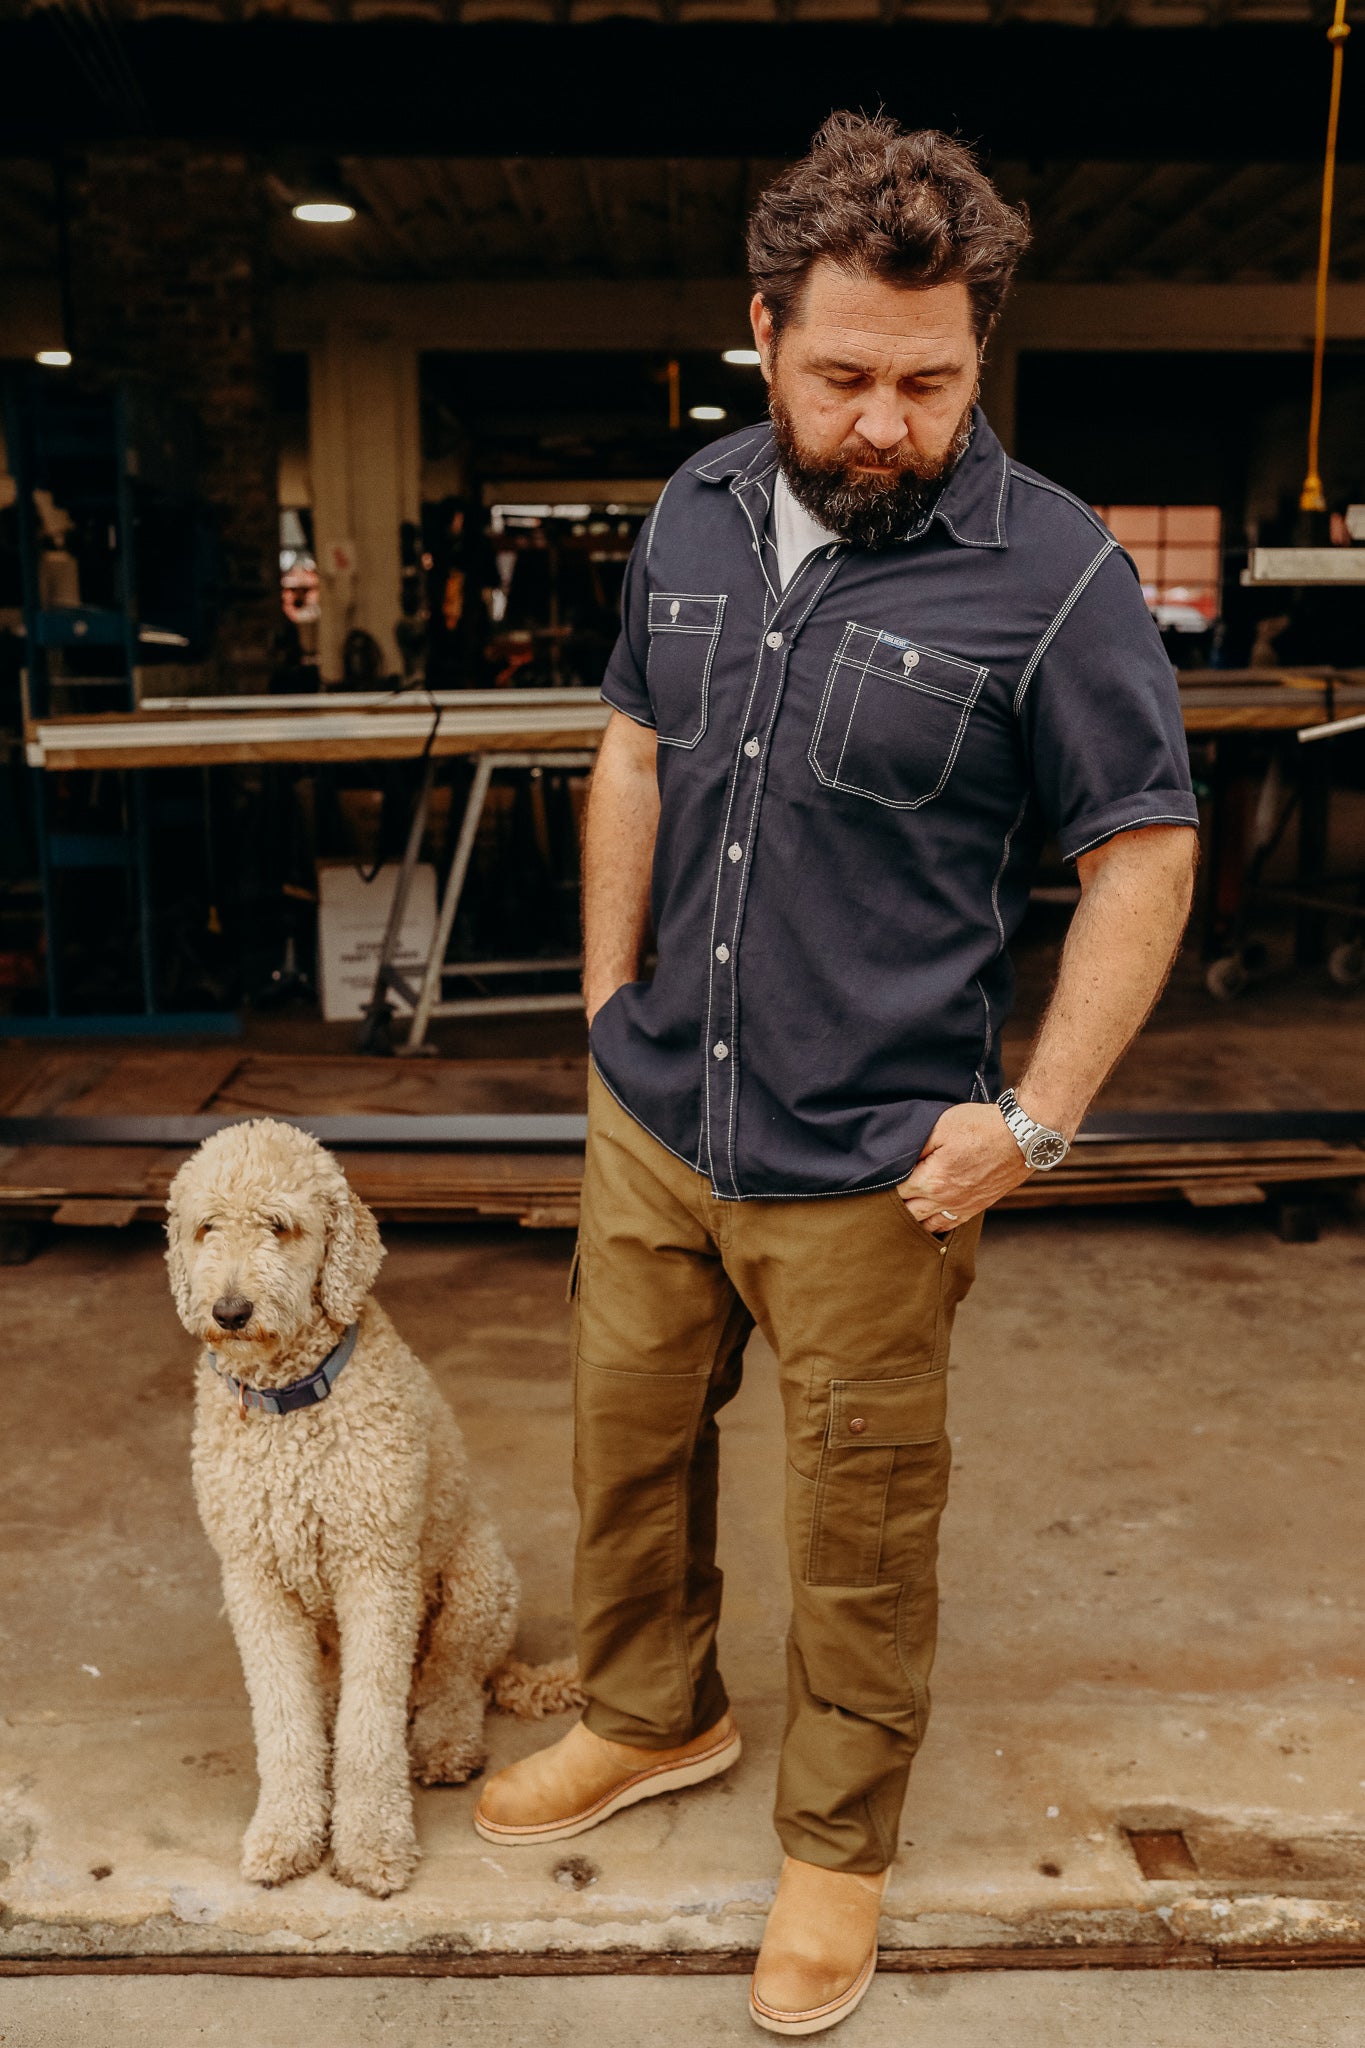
[1017,825,1197,1138]
[581,711,661,1025]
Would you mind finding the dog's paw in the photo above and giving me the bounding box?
[331,1807,419,1898]
[410,1739,486,1787]
[241,1804,328,1889]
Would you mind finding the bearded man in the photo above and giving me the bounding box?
[476,113,1199,2036]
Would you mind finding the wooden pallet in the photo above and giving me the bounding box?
[1,1047,1362,1238]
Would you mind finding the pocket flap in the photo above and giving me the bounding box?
[843,625,986,703]
[827,1371,947,1447]
[649,592,725,634]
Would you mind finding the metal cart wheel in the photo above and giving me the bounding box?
[1206,952,1250,1001]
[1327,939,1365,990]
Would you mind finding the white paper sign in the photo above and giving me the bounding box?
[317,861,437,1022]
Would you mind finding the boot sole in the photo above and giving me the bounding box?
[472,1727,742,1846]
[748,1946,878,2037]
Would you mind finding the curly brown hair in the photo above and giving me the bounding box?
[747,112,1030,345]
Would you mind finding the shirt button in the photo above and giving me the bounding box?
[743,738,760,758]
[727,842,743,862]
[713,1040,729,1060]
[849,1417,867,1435]
[715,943,730,963]
[765,630,783,650]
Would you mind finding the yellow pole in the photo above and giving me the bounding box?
[1301,0,1352,514]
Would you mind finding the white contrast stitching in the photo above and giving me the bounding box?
[990,792,1032,950]
[599,688,657,730]
[1012,542,1116,715]
[646,594,728,751]
[691,430,766,482]
[809,626,989,810]
[1065,812,1199,861]
[720,555,843,1194]
[1008,466,1112,542]
[644,470,680,563]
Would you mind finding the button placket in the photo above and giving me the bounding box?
[702,501,844,1200]
[704,592,794,1196]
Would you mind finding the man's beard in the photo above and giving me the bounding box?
[769,386,977,552]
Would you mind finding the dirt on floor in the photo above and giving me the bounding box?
[4,1170,1365,1963]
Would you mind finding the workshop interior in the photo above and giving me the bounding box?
[2,29,1365,1083]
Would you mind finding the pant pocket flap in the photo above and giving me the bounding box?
[828,1372,947,1448]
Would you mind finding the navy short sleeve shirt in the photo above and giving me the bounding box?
[591,409,1199,1201]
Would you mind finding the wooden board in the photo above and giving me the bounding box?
[0,1048,1361,1232]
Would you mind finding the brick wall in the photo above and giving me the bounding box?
[66,145,279,693]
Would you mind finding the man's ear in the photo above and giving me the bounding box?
[318,1181,384,1325]
[750,292,774,382]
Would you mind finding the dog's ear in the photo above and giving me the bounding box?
[164,1157,194,1325]
[319,1179,384,1325]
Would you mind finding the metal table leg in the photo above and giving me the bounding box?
[404,754,494,1054]
[355,752,440,1052]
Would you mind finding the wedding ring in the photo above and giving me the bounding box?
[938,1208,960,1221]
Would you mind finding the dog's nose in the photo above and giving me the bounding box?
[212,1293,254,1332]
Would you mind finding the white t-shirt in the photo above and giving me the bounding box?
[772,471,839,589]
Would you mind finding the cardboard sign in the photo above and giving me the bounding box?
[317,861,437,1022]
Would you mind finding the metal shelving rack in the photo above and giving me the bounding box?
[4,371,237,1035]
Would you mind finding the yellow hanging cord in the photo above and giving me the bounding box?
[1301,0,1352,514]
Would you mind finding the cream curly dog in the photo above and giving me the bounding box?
[166,1117,578,1898]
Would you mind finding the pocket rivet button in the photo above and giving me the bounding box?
[848,1417,867,1434]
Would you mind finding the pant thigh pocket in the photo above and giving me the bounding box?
[807,1371,948,1588]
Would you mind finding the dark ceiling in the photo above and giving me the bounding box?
[0,22,1357,160]
[4,153,1363,288]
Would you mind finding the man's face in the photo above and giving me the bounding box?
[752,260,980,549]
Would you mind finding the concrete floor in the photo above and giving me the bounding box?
[4,1968,1365,2048]
[5,1181,1365,1965]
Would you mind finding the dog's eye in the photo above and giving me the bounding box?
[270,1219,292,1238]
[194,1222,215,1242]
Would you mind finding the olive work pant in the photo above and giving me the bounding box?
[570,1064,981,1874]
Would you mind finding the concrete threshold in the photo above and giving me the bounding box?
[8,1940,1365,1978]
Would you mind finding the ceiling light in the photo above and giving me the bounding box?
[689,405,727,422]
[292,201,356,225]
[722,349,761,367]
[35,349,72,367]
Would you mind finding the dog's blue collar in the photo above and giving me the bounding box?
[206,1322,359,1417]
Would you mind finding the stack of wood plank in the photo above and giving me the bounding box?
[2,1046,1362,1239]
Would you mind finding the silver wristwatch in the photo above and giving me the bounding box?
[997,1089,1070,1171]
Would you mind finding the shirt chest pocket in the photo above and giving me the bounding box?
[809,623,987,809]
[646,592,725,750]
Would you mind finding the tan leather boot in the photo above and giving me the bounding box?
[472,1712,741,1846]
[749,1857,888,2036]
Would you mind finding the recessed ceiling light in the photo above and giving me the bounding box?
[35,349,72,367]
[292,201,356,225]
[722,349,761,366]
[689,405,727,422]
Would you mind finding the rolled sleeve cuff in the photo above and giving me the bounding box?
[1060,790,1201,864]
[599,682,657,729]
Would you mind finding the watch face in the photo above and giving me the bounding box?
[1025,1131,1068,1171]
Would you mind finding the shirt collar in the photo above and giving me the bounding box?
[689,406,1010,552]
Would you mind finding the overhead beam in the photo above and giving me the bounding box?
[269,278,1365,354]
